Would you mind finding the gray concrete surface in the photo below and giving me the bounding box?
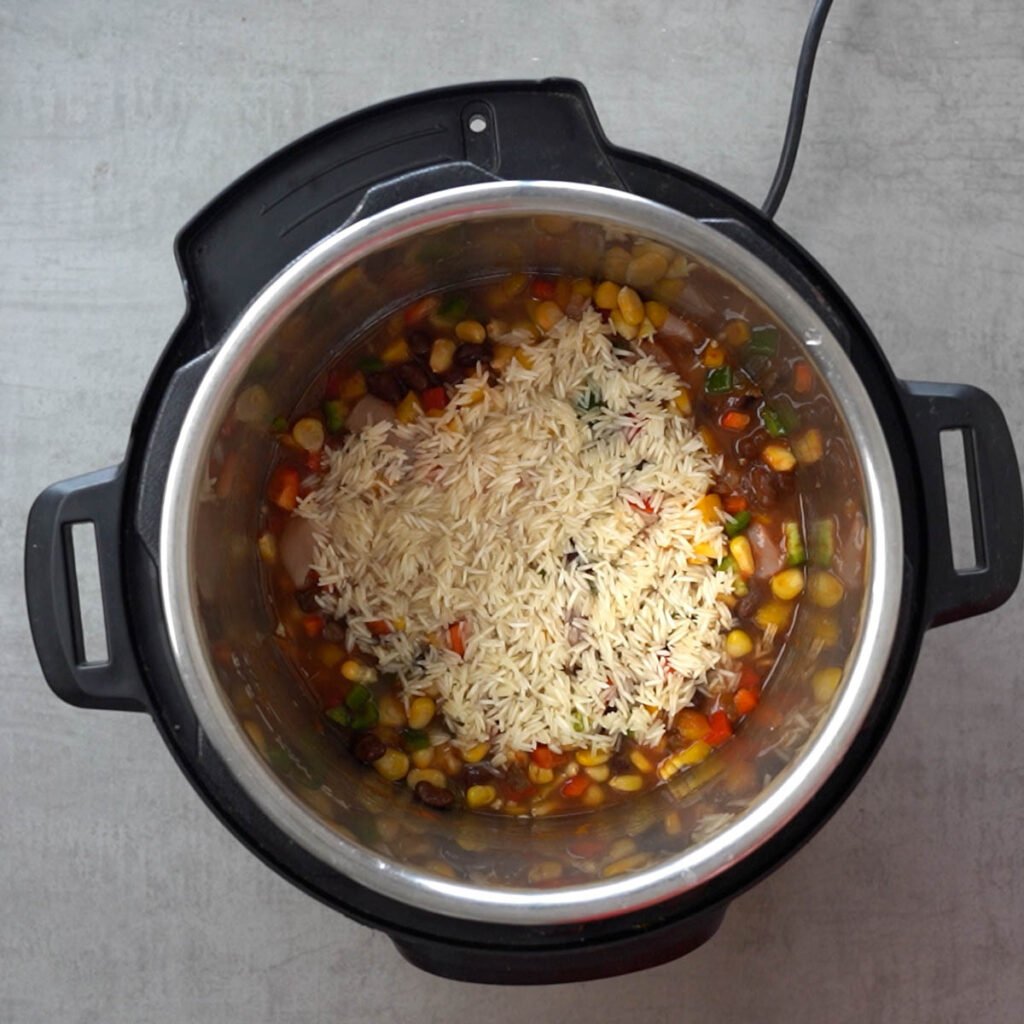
[3,1,1023,1020]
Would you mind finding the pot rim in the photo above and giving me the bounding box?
[159,180,903,926]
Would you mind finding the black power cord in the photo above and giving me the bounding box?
[761,0,836,218]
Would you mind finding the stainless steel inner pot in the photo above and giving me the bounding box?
[159,181,902,925]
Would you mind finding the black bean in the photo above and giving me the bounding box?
[414,781,454,809]
[736,428,770,462]
[322,620,346,643]
[295,588,320,613]
[366,370,404,403]
[454,341,491,367]
[407,330,433,356]
[397,362,430,392]
[353,734,386,764]
[463,763,500,788]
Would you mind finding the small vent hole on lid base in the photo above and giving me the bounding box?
[468,114,488,134]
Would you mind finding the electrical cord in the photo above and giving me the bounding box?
[761,0,836,218]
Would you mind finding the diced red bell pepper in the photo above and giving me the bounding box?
[561,774,590,798]
[531,744,555,769]
[366,619,393,636]
[739,665,762,692]
[404,295,438,326]
[529,277,557,301]
[723,493,747,515]
[705,709,734,747]
[420,386,447,413]
[301,615,325,639]
[324,370,343,399]
[721,410,751,431]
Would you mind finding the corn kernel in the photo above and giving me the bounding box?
[584,764,610,782]
[373,748,410,782]
[502,272,528,297]
[406,767,446,790]
[626,250,669,288]
[341,660,377,684]
[491,343,514,371]
[669,389,692,417]
[466,784,497,809]
[696,493,721,522]
[411,747,435,769]
[257,532,277,564]
[729,535,755,577]
[651,277,685,304]
[582,783,606,806]
[693,541,718,559]
[603,853,650,877]
[813,666,843,703]
[793,428,824,464]
[339,371,367,400]
[602,246,631,280]
[754,600,793,630]
[725,628,753,659]
[664,810,683,835]
[380,338,411,364]
[629,749,655,773]
[609,773,644,792]
[594,280,620,310]
[658,740,712,780]
[665,254,691,278]
[455,319,486,343]
[812,614,840,646]
[644,300,669,328]
[396,391,422,423]
[770,567,806,601]
[528,861,564,883]
[702,343,726,368]
[317,643,344,668]
[809,570,845,608]
[407,696,436,730]
[424,859,457,879]
[762,444,797,472]
[462,742,489,763]
[533,300,564,333]
[429,337,455,374]
[576,749,611,767]
[528,763,554,785]
[513,347,533,369]
[721,319,752,346]
[616,285,645,326]
[608,837,636,860]
[571,277,594,299]
[292,417,325,452]
[610,310,638,340]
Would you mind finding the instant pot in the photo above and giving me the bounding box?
[24,81,1022,983]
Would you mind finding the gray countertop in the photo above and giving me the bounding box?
[3,2,1022,1020]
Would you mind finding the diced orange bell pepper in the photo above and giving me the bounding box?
[734,688,759,716]
[267,465,300,510]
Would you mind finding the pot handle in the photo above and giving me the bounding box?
[24,465,148,712]
[900,381,1023,627]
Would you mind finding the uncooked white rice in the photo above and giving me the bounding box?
[298,306,732,761]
